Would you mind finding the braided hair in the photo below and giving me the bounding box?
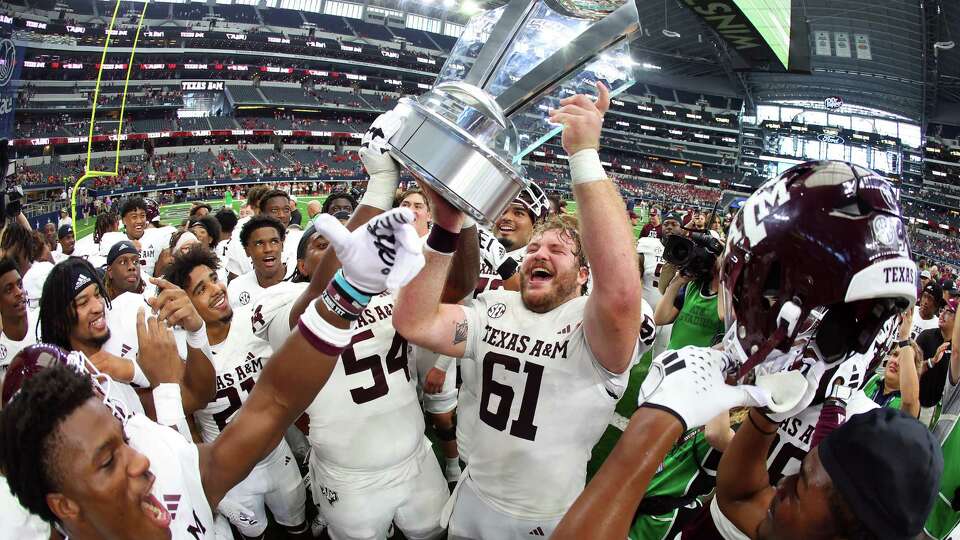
[39,258,110,349]
[94,212,119,244]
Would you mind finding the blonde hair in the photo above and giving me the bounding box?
[532,214,587,269]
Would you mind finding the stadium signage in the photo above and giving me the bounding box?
[25,20,46,29]
[63,63,82,69]
[682,0,784,67]
[145,31,164,37]
[141,63,164,70]
[181,81,224,91]
[824,96,843,110]
[416,57,436,65]
[306,41,326,48]
[381,50,399,59]
[184,63,208,70]
[0,15,11,24]
[818,133,844,145]
[227,33,246,40]
[306,69,328,76]
[100,63,126,70]
[268,36,291,44]
[67,25,86,34]
[341,44,361,52]
[227,65,248,71]
[23,61,44,68]
[107,29,128,36]
[181,31,204,38]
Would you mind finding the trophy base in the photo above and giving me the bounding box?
[386,97,527,226]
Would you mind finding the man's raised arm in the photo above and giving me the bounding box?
[549,82,642,374]
[392,190,471,359]
[199,207,424,510]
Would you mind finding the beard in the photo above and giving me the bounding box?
[520,268,581,313]
[498,237,516,251]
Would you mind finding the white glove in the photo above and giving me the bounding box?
[824,357,864,405]
[217,498,260,531]
[313,207,424,293]
[638,346,773,432]
[359,109,403,210]
[763,355,826,423]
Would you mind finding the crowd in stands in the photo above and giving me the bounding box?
[912,233,960,266]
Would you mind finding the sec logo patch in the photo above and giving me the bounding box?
[239,292,251,305]
[487,303,506,319]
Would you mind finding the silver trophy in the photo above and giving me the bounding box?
[387,0,641,224]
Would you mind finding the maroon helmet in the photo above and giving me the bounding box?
[1,343,75,407]
[513,182,549,222]
[144,197,161,224]
[1,343,132,421]
[721,161,916,377]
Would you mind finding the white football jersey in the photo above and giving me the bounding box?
[226,268,292,312]
[125,414,215,539]
[253,289,425,491]
[224,217,253,277]
[766,391,878,484]
[22,261,53,311]
[636,236,666,309]
[0,474,49,540]
[0,308,38,375]
[193,320,274,444]
[100,292,190,416]
[459,290,651,519]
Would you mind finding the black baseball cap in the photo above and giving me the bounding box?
[819,407,942,539]
[943,280,957,295]
[106,241,139,266]
[662,211,684,224]
[57,225,73,239]
[922,282,945,306]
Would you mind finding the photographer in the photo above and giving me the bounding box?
[653,230,725,350]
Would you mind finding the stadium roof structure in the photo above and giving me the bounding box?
[433,0,957,126]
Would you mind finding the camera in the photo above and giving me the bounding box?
[662,231,724,282]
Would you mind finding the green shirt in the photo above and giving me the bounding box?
[629,429,721,540]
[863,373,903,410]
[668,281,724,350]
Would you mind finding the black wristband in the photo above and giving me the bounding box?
[426,224,460,254]
[896,339,911,348]
[749,410,779,435]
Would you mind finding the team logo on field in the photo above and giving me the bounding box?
[487,303,506,319]
[239,292,251,305]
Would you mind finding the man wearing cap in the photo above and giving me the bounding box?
[103,241,145,300]
[924,295,960,538]
[57,208,71,228]
[640,207,662,238]
[922,269,932,290]
[944,280,960,304]
[919,298,958,409]
[914,282,945,340]
[52,224,76,264]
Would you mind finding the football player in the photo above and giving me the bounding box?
[0,256,36,374]
[636,210,683,359]
[258,189,303,271]
[0,205,425,540]
[252,113,479,539]
[164,246,309,538]
[114,197,165,277]
[227,216,290,311]
[38,257,216,420]
[104,241,146,300]
[53,224,77,263]
[224,185,271,281]
[393,83,656,538]
[555,161,932,540]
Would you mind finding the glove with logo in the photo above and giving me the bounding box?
[359,109,404,211]
[638,346,801,432]
[312,207,424,294]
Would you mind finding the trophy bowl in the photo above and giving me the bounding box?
[387,0,640,225]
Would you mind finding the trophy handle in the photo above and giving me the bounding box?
[433,81,509,130]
